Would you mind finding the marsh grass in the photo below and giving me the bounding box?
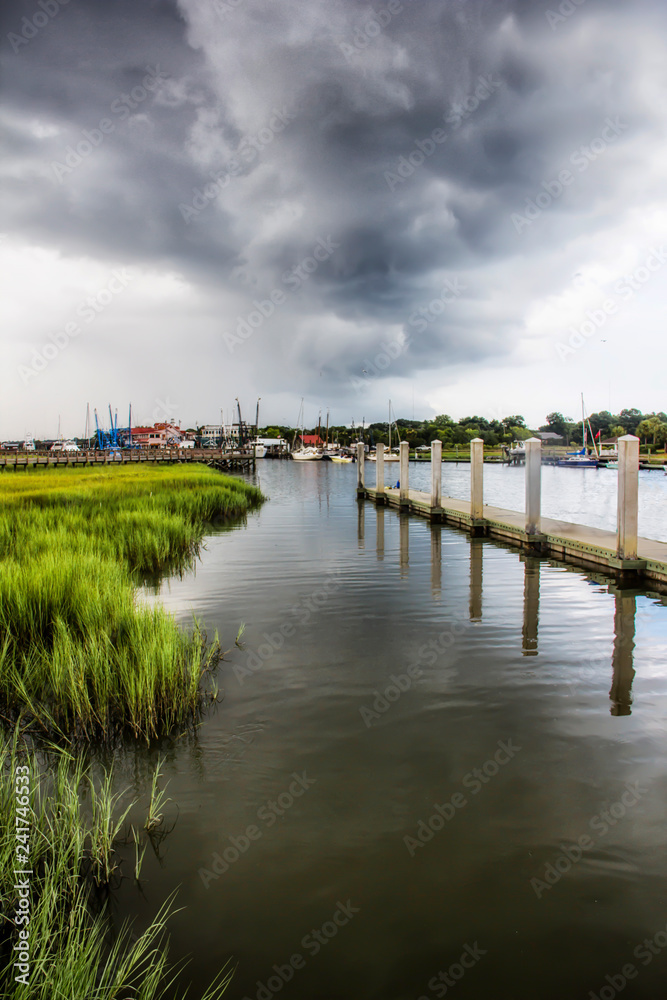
[0,735,233,998]
[0,465,263,739]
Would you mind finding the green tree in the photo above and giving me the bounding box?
[638,416,667,446]
[541,412,568,437]
[618,408,643,434]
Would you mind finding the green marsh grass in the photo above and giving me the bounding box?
[0,734,233,998]
[0,465,263,738]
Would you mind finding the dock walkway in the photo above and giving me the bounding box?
[358,438,667,589]
[0,448,255,472]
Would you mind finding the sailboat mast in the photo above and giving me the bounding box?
[388,399,391,452]
[581,393,586,451]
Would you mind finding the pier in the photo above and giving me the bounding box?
[0,448,256,473]
[356,437,667,589]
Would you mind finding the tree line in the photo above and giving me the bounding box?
[261,407,667,449]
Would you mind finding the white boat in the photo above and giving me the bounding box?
[248,441,267,458]
[50,440,80,453]
[292,447,323,461]
[330,454,353,463]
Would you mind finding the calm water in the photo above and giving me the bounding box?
[126,461,667,1000]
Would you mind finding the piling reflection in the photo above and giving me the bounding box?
[399,513,409,578]
[610,589,636,716]
[367,502,641,717]
[430,524,441,599]
[357,500,365,550]
[376,504,385,562]
[469,538,483,621]
[522,557,540,657]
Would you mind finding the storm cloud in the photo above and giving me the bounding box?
[1,0,665,436]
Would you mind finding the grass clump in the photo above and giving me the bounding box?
[0,465,263,738]
[0,734,233,998]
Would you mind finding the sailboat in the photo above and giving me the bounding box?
[369,401,400,462]
[291,399,323,461]
[557,395,600,468]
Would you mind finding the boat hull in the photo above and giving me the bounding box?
[556,459,599,468]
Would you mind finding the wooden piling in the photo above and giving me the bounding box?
[617,435,639,560]
[470,438,484,525]
[399,441,409,506]
[375,442,385,500]
[525,438,542,537]
[356,442,365,496]
[431,440,442,508]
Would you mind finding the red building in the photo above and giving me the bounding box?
[131,423,181,448]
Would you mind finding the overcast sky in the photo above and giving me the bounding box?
[1,0,666,439]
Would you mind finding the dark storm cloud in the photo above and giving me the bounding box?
[2,0,666,429]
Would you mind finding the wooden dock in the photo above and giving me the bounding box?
[0,448,256,473]
[357,439,667,589]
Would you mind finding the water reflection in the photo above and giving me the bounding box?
[430,523,441,599]
[521,556,540,657]
[376,504,385,562]
[399,514,409,577]
[372,502,645,715]
[470,538,483,621]
[610,588,637,716]
[357,499,365,549]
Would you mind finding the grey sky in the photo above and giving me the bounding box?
[1,0,665,438]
